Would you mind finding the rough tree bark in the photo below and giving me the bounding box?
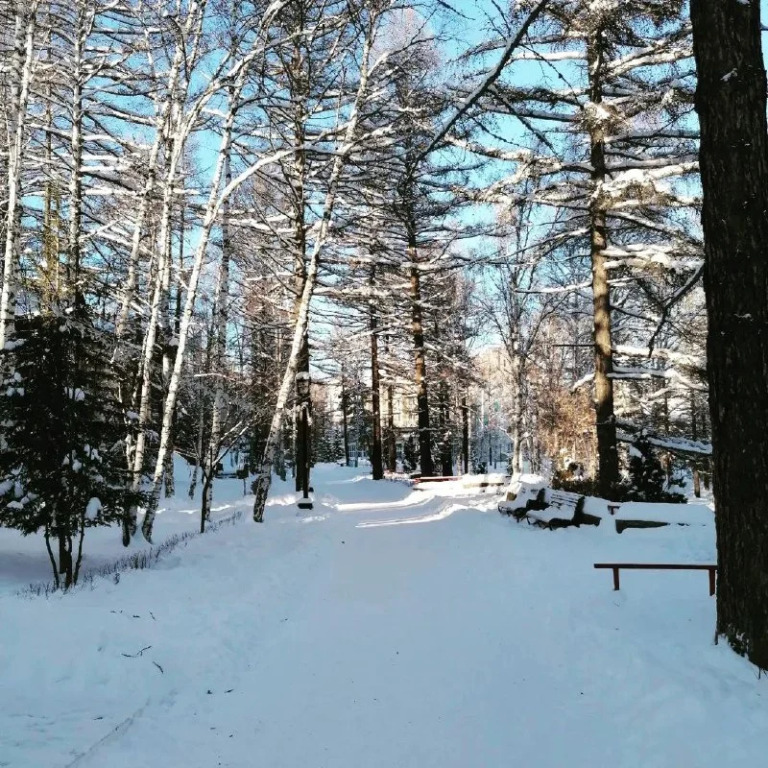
[691,0,768,669]
[510,352,525,476]
[385,336,396,472]
[438,379,452,476]
[369,264,383,480]
[408,239,434,477]
[461,393,469,474]
[587,26,619,498]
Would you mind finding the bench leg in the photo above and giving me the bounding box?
[613,567,620,591]
[709,568,716,596]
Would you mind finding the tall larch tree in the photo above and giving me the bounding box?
[690,0,768,669]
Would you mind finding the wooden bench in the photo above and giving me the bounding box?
[525,490,585,530]
[594,563,717,595]
[612,502,714,533]
[411,475,458,485]
[462,473,509,492]
[498,485,544,518]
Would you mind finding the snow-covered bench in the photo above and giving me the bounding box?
[411,475,458,486]
[613,502,714,533]
[462,473,509,492]
[498,480,545,518]
[525,490,584,530]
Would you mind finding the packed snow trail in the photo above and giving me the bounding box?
[2,465,768,767]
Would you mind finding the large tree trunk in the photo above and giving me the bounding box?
[461,393,469,474]
[291,79,312,499]
[691,0,768,669]
[409,241,434,477]
[126,95,189,542]
[386,381,397,473]
[587,26,619,498]
[438,379,452,476]
[369,265,383,480]
[294,336,311,497]
[341,382,350,467]
[510,352,525,476]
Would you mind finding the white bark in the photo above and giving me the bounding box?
[510,351,525,476]
[141,68,247,541]
[1,1,39,349]
[112,2,204,357]
[67,0,93,291]
[124,3,209,540]
[136,2,307,538]
[252,25,376,523]
[201,139,232,524]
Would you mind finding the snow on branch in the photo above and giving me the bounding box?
[617,429,712,457]
[417,0,550,161]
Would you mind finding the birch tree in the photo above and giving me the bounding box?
[251,0,390,522]
[1,0,40,349]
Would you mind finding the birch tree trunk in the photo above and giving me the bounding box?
[201,140,232,527]
[112,0,206,360]
[67,0,89,296]
[141,71,245,542]
[125,6,213,542]
[112,10,192,355]
[510,351,525,476]
[252,28,375,523]
[1,1,39,350]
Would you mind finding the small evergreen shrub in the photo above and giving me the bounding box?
[619,435,686,503]
[0,307,143,588]
[551,470,600,497]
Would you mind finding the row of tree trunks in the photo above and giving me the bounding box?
[142,60,250,541]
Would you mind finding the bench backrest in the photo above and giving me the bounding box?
[548,490,582,508]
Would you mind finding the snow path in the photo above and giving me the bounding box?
[2,465,768,767]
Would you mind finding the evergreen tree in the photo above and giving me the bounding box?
[0,306,142,587]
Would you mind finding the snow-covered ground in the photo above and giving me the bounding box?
[0,455,245,595]
[2,463,766,768]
